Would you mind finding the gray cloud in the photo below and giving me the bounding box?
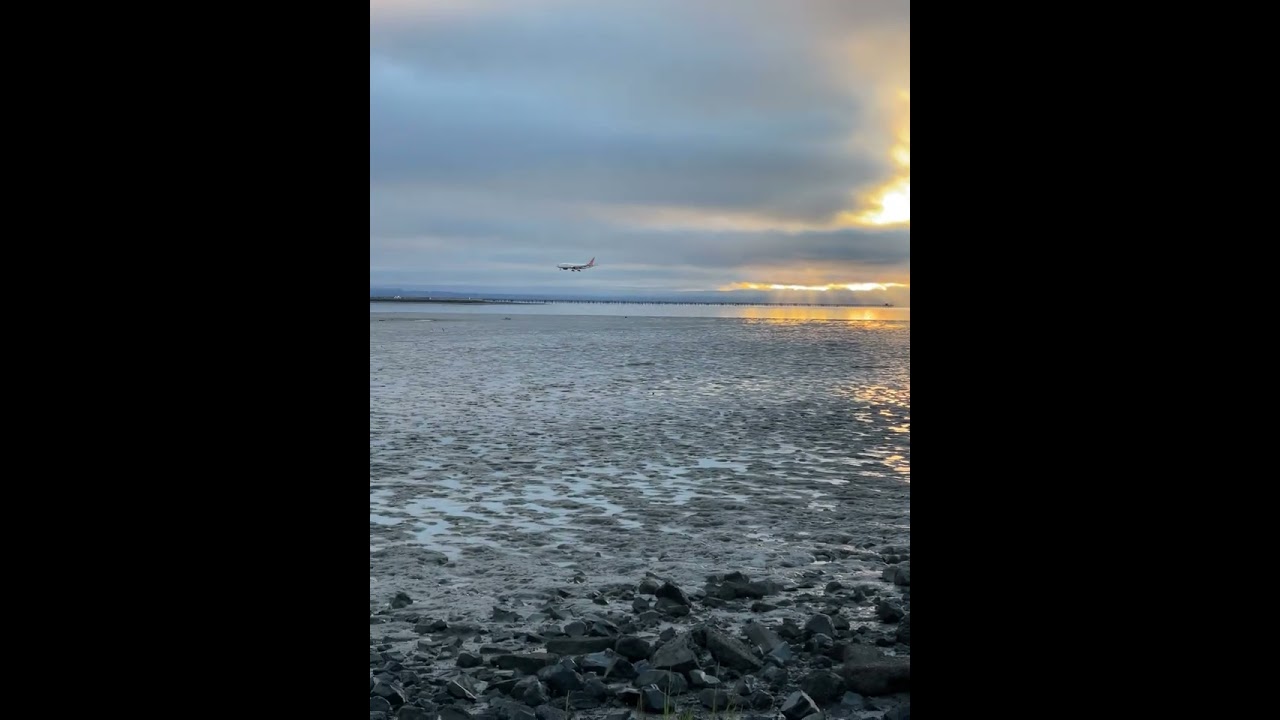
[370,0,909,294]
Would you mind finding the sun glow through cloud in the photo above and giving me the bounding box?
[847,91,910,228]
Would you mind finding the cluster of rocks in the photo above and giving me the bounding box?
[372,561,909,720]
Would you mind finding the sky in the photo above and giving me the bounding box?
[370,0,910,303]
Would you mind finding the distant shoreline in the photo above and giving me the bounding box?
[370,296,896,308]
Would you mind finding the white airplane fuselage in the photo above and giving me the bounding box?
[557,257,596,271]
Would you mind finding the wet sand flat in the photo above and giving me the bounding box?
[370,311,910,717]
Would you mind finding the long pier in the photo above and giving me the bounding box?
[369,297,546,305]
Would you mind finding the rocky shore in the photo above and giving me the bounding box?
[370,550,910,720]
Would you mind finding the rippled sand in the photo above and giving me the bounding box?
[370,312,909,621]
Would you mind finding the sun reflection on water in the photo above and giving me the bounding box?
[736,305,910,323]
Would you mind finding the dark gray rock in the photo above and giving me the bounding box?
[799,670,845,706]
[884,702,910,720]
[446,622,486,638]
[778,619,803,639]
[371,697,393,713]
[372,713,388,720]
[767,643,794,666]
[564,621,586,637]
[538,660,584,696]
[572,692,609,714]
[892,564,910,586]
[534,706,567,720]
[614,635,651,662]
[372,679,407,706]
[397,707,431,720]
[650,635,699,673]
[838,657,910,696]
[517,677,551,706]
[545,636,616,655]
[440,708,473,720]
[655,597,690,617]
[582,649,635,680]
[457,652,482,668]
[839,645,880,661]
[495,653,559,675]
[749,691,774,710]
[635,669,687,695]
[631,597,649,613]
[719,572,781,599]
[751,601,779,612]
[876,600,904,623]
[637,610,661,625]
[589,619,620,637]
[655,580,691,606]
[392,592,413,609]
[490,698,538,720]
[491,678,520,696]
[699,688,743,711]
[760,665,788,690]
[637,578,661,595]
[805,614,835,637]
[896,614,910,645]
[689,669,719,687]
[842,645,883,664]
[705,628,763,672]
[582,677,609,701]
[745,621,786,653]
[639,685,670,714]
[448,676,479,701]
[493,607,522,623]
[839,692,865,711]
[781,690,821,720]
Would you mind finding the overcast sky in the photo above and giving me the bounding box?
[371,0,909,301]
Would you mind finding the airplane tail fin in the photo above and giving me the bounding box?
[588,257,596,267]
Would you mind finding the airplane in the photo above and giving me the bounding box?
[557,257,597,272]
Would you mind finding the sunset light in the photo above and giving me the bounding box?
[723,282,909,292]
[850,93,909,228]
